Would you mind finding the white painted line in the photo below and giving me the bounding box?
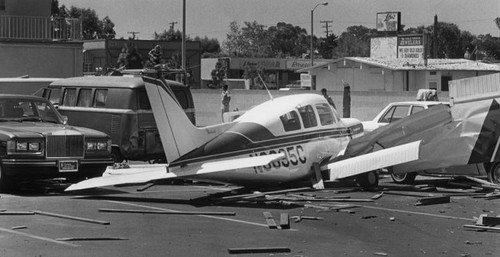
[0,227,79,247]
[359,205,475,221]
[106,200,298,231]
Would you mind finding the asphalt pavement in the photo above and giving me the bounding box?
[0,176,498,257]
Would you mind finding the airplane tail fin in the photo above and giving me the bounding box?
[142,70,225,163]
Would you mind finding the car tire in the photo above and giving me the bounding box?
[357,171,379,189]
[111,148,124,163]
[390,172,417,184]
[488,162,500,185]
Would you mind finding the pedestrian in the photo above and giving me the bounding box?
[148,45,162,66]
[221,84,231,121]
[117,47,128,68]
[321,88,336,109]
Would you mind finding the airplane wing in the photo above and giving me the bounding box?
[324,140,421,180]
[65,153,285,191]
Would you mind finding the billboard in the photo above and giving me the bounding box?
[397,34,424,64]
[376,12,401,32]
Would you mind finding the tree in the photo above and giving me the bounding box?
[475,34,500,60]
[153,29,183,41]
[51,0,116,40]
[267,22,309,58]
[318,34,339,59]
[332,25,375,58]
[495,17,500,31]
[222,21,272,57]
[194,36,221,58]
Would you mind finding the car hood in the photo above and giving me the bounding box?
[0,122,108,138]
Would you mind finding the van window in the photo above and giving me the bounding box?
[93,89,108,107]
[77,89,92,107]
[137,90,152,110]
[62,88,77,106]
[316,103,334,125]
[280,111,301,132]
[298,105,317,128]
[48,88,61,105]
[173,90,189,109]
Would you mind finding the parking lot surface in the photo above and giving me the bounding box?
[0,176,498,257]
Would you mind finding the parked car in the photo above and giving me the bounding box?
[362,101,449,133]
[0,94,113,192]
[43,75,195,163]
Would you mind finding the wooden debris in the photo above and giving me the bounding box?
[463,176,500,190]
[415,196,450,206]
[99,208,235,216]
[291,215,324,222]
[56,237,128,241]
[463,224,500,232]
[263,212,278,229]
[279,213,290,229]
[33,210,110,225]
[0,211,35,215]
[371,192,384,200]
[476,214,500,226]
[136,182,155,192]
[383,190,434,198]
[221,187,311,201]
[227,247,291,254]
[11,226,27,230]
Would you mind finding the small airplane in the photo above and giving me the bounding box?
[66,69,420,192]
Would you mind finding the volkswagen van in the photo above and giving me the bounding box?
[42,76,195,163]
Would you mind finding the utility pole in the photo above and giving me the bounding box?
[433,15,438,58]
[127,31,139,40]
[321,20,333,37]
[169,21,178,31]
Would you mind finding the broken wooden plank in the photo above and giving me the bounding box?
[463,224,500,232]
[415,196,450,206]
[56,237,128,241]
[98,208,235,216]
[463,176,500,189]
[221,187,311,201]
[279,213,290,229]
[227,247,291,254]
[476,215,500,226]
[383,190,435,198]
[0,211,35,215]
[262,212,278,229]
[33,210,110,225]
[371,192,384,200]
[11,226,27,230]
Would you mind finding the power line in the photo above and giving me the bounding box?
[127,31,140,40]
[321,20,333,37]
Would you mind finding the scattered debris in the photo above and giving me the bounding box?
[263,212,278,229]
[56,237,128,241]
[227,247,291,254]
[291,215,324,223]
[0,211,35,215]
[463,224,500,232]
[371,192,384,199]
[383,190,434,198]
[279,213,290,229]
[11,226,27,230]
[99,208,235,216]
[373,252,388,256]
[389,217,395,221]
[33,210,110,225]
[415,196,450,206]
[361,215,377,219]
[475,214,500,226]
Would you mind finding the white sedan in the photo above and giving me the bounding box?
[362,101,449,134]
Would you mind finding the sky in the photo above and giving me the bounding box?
[58,0,500,42]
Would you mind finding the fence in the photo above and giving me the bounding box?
[0,15,81,41]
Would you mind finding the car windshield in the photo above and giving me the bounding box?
[0,98,61,123]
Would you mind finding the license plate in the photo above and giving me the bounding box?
[59,160,78,172]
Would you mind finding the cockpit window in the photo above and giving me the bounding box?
[298,105,317,128]
[316,103,335,125]
[280,110,301,132]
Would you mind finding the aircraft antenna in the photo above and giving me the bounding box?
[257,72,274,101]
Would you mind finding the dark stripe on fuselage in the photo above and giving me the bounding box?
[171,122,351,166]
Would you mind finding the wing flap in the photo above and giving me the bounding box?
[325,141,421,180]
[65,153,285,191]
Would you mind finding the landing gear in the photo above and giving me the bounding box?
[390,172,417,184]
[356,171,379,189]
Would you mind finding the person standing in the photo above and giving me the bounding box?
[321,88,336,109]
[221,84,231,121]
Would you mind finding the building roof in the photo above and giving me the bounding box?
[297,57,500,72]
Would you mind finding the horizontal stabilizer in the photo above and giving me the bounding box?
[65,153,285,191]
[325,141,421,180]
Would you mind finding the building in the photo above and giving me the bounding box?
[0,0,83,78]
[298,57,500,92]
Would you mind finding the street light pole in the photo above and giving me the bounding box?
[310,2,328,67]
